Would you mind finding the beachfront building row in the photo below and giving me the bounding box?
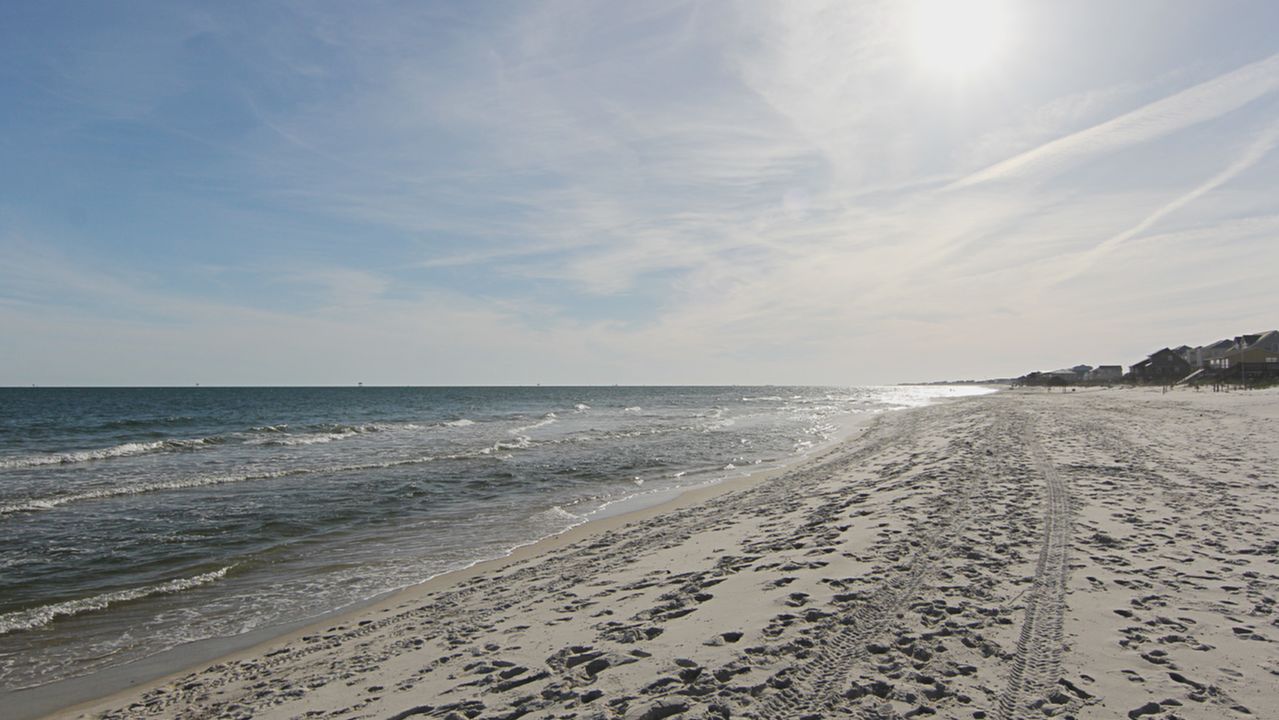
[1014,329,1278,386]
[1015,364,1124,386]
[1131,329,1279,384]
[1171,330,1279,370]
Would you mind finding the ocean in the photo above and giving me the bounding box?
[0,385,992,694]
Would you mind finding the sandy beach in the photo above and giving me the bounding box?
[40,387,1279,720]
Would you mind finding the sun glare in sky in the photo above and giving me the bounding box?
[911,0,1011,78]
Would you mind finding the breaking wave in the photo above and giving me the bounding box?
[248,431,364,447]
[0,422,431,468]
[510,412,557,435]
[0,438,223,470]
[241,422,429,447]
[0,566,234,635]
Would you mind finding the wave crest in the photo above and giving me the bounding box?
[0,438,221,470]
[0,566,233,635]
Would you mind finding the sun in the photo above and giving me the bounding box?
[910,0,1011,79]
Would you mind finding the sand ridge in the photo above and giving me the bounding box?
[51,389,1279,720]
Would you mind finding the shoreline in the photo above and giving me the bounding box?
[31,386,1279,719]
[15,399,914,720]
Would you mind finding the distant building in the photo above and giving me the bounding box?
[1129,348,1192,383]
[1044,368,1084,383]
[1086,365,1123,382]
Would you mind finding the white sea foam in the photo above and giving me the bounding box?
[0,566,233,635]
[541,505,580,521]
[702,416,736,431]
[0,438,220,470]
[249,424,289,433]
[442,418,475,427]
[573,403,591,412]
[250,432,357,446]
[482,436,535,454]
[510,412,557,435]
[244,422,406,446]
[622,406,643,414]
[528,505,586,534]
[553,426,668,445]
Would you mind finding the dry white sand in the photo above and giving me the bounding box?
[46,387,1279,719]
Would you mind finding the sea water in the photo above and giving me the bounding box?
[0,385,992,691]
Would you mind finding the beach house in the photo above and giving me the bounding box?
[1214,344,1279,381]
[1128,348,1191,383]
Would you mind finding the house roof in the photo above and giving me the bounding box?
[1133,348,1189,367]
[1224,345,1279,361]
[1243,330,1278,347]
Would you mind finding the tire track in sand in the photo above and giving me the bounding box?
[749,410,995,719]
[997,417,1072,720]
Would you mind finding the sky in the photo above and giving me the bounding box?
[2,0,1279,386]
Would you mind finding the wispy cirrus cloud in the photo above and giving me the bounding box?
[1050,115,1279,283]
[951,51,1279,189]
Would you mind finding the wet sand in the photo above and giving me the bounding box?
[43,387,1279,719]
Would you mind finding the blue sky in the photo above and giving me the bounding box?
[3,1,1279,385]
